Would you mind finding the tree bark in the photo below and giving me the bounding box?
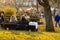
[44,5,55,32]
[37,0,55,32]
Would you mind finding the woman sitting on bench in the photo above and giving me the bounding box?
[0,11,4,24]
[10,15,17,23]
[17,15,29,24]
[29,21,38,31]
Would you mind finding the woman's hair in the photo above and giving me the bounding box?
[0,11,4,16]
[22,16,26,20]
[0,11,4,14]
[10,15,17,22]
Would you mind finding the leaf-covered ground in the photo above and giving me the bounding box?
[0,26,60,40]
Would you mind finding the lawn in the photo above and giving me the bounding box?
[0,26,60,40]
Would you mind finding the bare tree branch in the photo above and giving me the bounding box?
[43,0,49,5]
[37,0,44,6]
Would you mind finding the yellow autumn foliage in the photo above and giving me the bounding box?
[4,6,17,16]
[0,30,60,40]
[0,8,3,12]
[0,26,60,40]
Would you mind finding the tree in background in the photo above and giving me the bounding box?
[37,0,55,32]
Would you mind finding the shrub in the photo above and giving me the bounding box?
[4,6,17,16]
[3,6,17,22]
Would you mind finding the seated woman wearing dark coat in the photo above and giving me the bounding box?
[0,12,4,24]
[18,16,29,25]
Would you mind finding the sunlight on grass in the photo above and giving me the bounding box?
[0,26,60,40]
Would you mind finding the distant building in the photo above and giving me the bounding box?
[0,0,39,7]
[14,0,37,7]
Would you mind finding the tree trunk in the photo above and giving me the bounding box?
[44,6,55,32]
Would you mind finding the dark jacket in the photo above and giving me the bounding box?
[0,16,4,23]
[55,15,60,22]
[18,17,29,24]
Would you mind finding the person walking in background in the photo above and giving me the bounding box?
[58,14,60,27]
[54,13,60,27]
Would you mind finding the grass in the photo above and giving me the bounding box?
[0,26,60,40]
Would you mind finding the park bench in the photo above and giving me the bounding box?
[1,23,17,30]
[1,23,37,31]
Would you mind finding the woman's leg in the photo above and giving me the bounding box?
[58,22,60,27]
[55,21,57,27]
